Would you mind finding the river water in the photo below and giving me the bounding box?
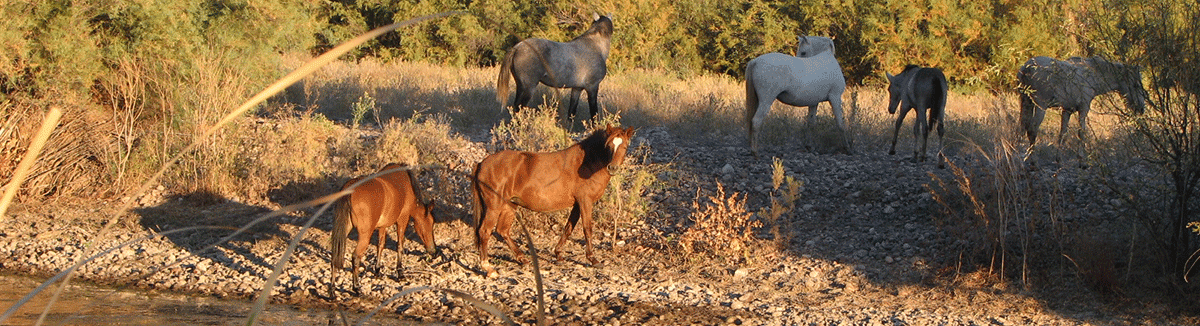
[0,274,416,325]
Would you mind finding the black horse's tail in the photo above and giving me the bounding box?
[471,163,485,249]
[931,68,948,121]
[496,44,518,107]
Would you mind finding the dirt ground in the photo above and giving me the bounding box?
[4,124,1200,325]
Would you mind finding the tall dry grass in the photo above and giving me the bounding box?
[4,11,1165,322]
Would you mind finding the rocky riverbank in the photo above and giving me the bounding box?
[2,127,1195,325]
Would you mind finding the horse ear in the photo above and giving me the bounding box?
[593,13,600,21]
[798,36,808,46]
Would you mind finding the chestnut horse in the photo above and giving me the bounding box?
[472,125,634,277]
[330,164,436,293]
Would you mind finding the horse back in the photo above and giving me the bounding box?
[1019,56,1098,108]
[914,67,948,108]
[347,177,399,229]
[748,52,845,106]
[512,38,607,88]
[476,147,590,212]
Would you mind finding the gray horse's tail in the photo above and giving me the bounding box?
[496,45,518,106]
[744,60,760,142]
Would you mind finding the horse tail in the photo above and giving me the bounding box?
[470,163,485,249]
[331,192,353,270]
[932,69,948,120]
[744,60,760,138]
[496,45,518,106]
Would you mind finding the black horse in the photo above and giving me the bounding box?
[496,14,613,121]
[886,65,948,168]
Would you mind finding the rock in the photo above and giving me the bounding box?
[721,164,735,175]
[733,268,749,279]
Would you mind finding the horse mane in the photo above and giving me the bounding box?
[406,169,426,205]
[381,163,426,204]
[577,128,614,178]
[572,16,613,42]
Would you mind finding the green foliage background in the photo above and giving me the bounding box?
[308,0,1081,89]
[0,0,1113,108]
[1,0,1195,197]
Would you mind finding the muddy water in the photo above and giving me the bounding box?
[0,274,413,325]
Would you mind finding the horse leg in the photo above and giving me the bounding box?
[578,202,599,266]
[476,204,500,277]
[828,96,850,153]
[934,109,947,169]
[513,80,534,113]
[373,227,386,275]
[1076,106,1091,167]
[749,101,773,156]
[495,207,527,265]
[804,105,819,152]
[586,85,601,120]
[353,227,372,293]
[1019,94,1043,162]
[1056,109,1075,164]
[553,202,582,262]
[567,88,584,122]
[1020,101,1046,164]
[914,106,928,162]
[889,107,910,156]
[1057,109,1074,146]
[394,218,409,278]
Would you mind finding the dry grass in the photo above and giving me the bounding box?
[5,25,1173,322]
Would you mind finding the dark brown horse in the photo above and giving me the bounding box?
[472,125,634,277]
[330,164,436,293]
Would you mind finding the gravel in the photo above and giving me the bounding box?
[0,126,1178,325]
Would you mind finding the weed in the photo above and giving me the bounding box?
[351,91,376,128]
[679,182,760,263]
[763,157,803,250]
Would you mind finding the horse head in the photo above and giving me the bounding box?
[1087,56,1147,115]
[1123,64,1147,115]
[586,15,614,39]
[796,36,835,58]
[885,65,921,115]
[604,124,635,168]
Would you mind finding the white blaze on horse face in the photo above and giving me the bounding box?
[612,137,623,150]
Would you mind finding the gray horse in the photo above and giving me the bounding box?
[496,15,613,121]
[1017,56,1145,161]
[886,65,948,168]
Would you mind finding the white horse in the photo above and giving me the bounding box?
[744,36,848,156]
[1018,56,1145,164]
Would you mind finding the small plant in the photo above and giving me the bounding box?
[763,157,802,249]
[351,91,376,128]
[679,182,760,262]
[489,106,571,152]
